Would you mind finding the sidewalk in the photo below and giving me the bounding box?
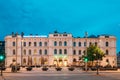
[0,76,5,80]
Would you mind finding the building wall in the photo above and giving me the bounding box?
[5,33,117,67]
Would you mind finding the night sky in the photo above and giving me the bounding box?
[0,0,120,52]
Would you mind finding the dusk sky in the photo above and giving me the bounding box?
[0,0,120,52]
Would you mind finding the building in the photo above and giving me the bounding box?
[117,52,120,67]
[5,32,117,67]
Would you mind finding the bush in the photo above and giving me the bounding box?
[68,67,75,71]
[26,67,32,71]
[42,67,48,71]
[55,67,62,71]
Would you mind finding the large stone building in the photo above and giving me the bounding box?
[5,32,117,67]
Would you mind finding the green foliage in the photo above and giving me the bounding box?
[87,44,105,61]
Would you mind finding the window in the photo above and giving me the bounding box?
[29,50,31,55]
[54,41,57,46]
[89,42,92,46]
[106,42,109,47]
[23,49,26,55]
[84,42,86,47]
[44,42,47,46]
[34,42,37,46]
[29,42,31,46]
[64,49,67,55]
[78,42,81,47]
[83,50,85,55]
[106,50,109,55]
[79,50,81,55]
[54,49,57,55]
[13,49,15,55]
[44,49,47,55]
[64,41,67,46]
[59,49,62,54]
[73,42,76,47]
[95,42,97,46]
[39,42,42,46]
[13,42,15,46]
[34,49,37,54]
[59,41,62,46]
[73,50,76,55]
[23,42,26,47]
[106,59,109,63]
[39,49,42,55]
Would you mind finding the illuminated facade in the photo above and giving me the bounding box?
[5,32,117,67]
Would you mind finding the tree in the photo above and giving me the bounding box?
[86,44,105,66]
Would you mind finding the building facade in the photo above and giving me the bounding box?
[5,32,117,67]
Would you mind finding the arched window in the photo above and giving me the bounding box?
[13,49,15,55]
[84,42,86,47]
[64,41,67,46]
[54,49,57,54]
[78,42,81,47]
[73,58,76,62]
[44,49,47,55]
[106,50,109,55]
[79,50,81,55]
[34,49,37,54]
[34,42,37,46]
[29,42,31,46]
[39,42,42,46]
[13,42,15,46]
[59,49,62,54]
[29,49,31,55]
[54,41,57,46]
[89,42,92,46]
[59,41,62,46]
[23,42,26,47]
[106,42,109,47]
[95,42,97,46]
[73,42,76,47]
[44,42,47,46]
[73,50,76,55]
[64,49,67,55]
[39,49,42,55]
[23,49,26,55]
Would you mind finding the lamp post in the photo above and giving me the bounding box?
[21,39,23,67]
[85,32,88,72]
[15,33,18,72]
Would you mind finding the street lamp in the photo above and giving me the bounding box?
[85,32,88,72]
[15,33,18,72]
[21,39,23,67]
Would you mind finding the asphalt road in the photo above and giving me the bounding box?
[1,68,120,80]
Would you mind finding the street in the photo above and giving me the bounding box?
[0,67,120,80]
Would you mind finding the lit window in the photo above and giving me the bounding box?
[34,49,37,54]
[29,50,31,55]
[24,49,26,55]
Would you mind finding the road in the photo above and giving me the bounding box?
[1,67,120,80]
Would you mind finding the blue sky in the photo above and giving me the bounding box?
[0,0,120,52]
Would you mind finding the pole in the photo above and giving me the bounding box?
[85,32,88,72]
[97,59,99,75]
[21,39,23,67]
[15,33,18,72]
